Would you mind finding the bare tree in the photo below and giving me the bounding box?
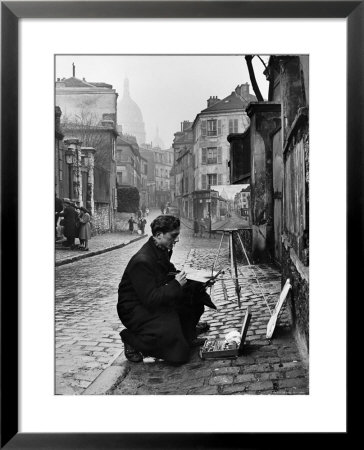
[62,110,113,168]
[245,55,264,102]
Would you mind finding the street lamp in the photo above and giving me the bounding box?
[65,147,75,199]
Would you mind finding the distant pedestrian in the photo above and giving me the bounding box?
[193,218,200,238]
[55,195,63,239]
[59,199,78,248]
[78,207,91,251]
[145,208,149,216]
[139,217,147,235]
[128,216,135,234]
[199,218,206,238]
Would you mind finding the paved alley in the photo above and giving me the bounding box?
[55,211,308,395]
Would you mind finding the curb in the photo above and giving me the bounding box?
[55,234,147,267]
[82,353,129,395]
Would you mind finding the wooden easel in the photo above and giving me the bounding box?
[211,228,292,339]
[211,228,243,308]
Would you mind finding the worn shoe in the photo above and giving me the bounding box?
[123,342,143,363]
[190,337,207,348]
[196,322,210,335]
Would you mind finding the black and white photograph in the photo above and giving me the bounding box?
[55,54,309,396]
[0,1,354,442]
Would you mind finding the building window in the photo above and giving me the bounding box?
[201,119,222,137]
[117,173,123,185]
[202,147,222,165]
[202,173,223,189]
[207,120,217,136]
[229,119,239,134]
[207,148,217,164]
[208,173,217,188]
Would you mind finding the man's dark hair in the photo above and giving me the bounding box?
[150,215,180,236]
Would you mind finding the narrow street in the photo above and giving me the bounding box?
[55,208,308,395]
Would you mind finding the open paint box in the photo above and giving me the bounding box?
[199,306,252,359]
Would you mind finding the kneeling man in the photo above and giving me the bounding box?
[117,215,213,364]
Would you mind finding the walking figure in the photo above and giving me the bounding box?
[128,216,136,234]
[139,217,147,235]
[193,218,200,238]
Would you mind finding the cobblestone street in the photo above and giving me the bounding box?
[55,210,308,395]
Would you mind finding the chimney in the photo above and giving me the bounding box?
[182,120,191,131]
[235,83,250,97]
[207,96,220,108]
[72,62,75,77]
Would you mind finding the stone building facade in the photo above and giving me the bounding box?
[139,145,156,207]
[229,56,309,360]
[55,75,118,233]
[246,102,282,263]
[116,136,142,189]
[172,121,194,218]
[153,146,174,208]
[55,108,98,227]
[265,55,309,360]
[191,85,255,222]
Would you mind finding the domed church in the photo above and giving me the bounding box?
[118,78,146,145]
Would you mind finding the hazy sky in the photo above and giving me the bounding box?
[55,54,269,148]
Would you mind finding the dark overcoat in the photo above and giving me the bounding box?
[117,237,209,363]
[59,206,78,238]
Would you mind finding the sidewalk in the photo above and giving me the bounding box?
[84,246,309,395]
[55,231,148,266]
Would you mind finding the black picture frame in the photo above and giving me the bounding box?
[1,1,359,447]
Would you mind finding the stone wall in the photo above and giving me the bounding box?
[247,102,281,263]
[91,203,111,235]
[114,211,140,232]
[281,243,309,364]
[281,111,309,360]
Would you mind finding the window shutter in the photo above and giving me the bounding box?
[218,174,223,185]
[202,174,207,190]
[202,148,207,165]
[217,120,222,135]
[234,119,238,133]
[217,147,222,164]
[229,120,233,134]
[201,120,207,137]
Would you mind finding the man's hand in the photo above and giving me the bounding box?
[175,270,187,287]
